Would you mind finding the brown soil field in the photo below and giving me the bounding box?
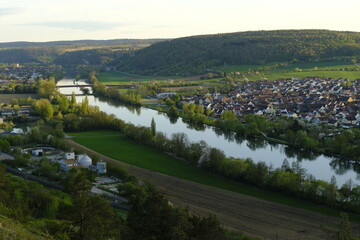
[64,138,360,240]
[0,94,38,104]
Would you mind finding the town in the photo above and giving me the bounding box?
[179,77,360,128]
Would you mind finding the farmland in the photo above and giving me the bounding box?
[98,61,360,93]
[64,134,360,239]
[67,131,360,220]
[217,61,360,81]
[97,71,160,84]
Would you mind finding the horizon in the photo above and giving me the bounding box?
[1,0,360,42]
[1,29,359,44]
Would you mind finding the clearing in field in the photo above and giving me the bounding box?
[67,130,360,220]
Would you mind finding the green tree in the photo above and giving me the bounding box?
[220,110,237,121]
[151,117,156,137]
[37,78,57,99]
[33,99,54,120]
[80,96,90,114]
[70,92,77,109]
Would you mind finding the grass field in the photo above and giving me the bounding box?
[68,130,360,221]
[216,61,360,81]
[98,61,360,91]
[98,71,163,84]
[0,93,38,104]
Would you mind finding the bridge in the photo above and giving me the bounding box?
[58,84,135,88]
[58,84,92,88]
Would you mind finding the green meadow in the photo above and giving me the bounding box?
[217,61,360,81]
[98,71,163,84]
[99,61,360,88]
[68,130,360,221]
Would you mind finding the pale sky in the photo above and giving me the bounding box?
[1,0,360,42]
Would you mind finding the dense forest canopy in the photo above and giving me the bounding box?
[117,30,360,76]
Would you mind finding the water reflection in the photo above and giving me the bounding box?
[56,79,360,185]
[169,117,178,124]
[283,146,319,161]
[330,158,360,179]
[182,120,206,131]
[246,139,267,151]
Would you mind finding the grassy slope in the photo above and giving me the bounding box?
[68,130,360,221]
[0,216,53,240]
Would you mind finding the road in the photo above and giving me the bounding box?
[63,138,360,240]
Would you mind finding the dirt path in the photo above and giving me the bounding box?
[63,139,360,240]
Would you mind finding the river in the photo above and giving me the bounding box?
[57,78,360,185]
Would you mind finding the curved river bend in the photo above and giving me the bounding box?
[57,79,360,185]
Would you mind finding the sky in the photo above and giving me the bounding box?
[1,0,360,42]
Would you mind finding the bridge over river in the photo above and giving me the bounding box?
[58,84,135,88]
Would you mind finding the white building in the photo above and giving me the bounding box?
[59,159,80,171]
[77,154,92,168]
[96,162,107,174]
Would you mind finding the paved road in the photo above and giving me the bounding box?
[64,138,360,240]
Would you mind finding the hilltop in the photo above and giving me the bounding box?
[117,29,360,76]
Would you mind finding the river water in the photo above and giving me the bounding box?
[57,79,360,185]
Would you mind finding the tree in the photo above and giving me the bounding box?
[220,110,237,121]
[80,96,90,114]
[171,133,189,157]
[182,102,189,112]
[58,95,70,113]
[189,214,227,240]
[14,154,31,168]
[32,99,54,120]
[37,77,57,99]
[70,92,77,109]
[68,195,122,240]
[64,169,93,197]
[323,213,359,240]
[151,117,156,137]
[126,189,189,240]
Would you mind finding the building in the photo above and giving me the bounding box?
[96,162,107,174]
[156,92,176,99]
[77,154,92,168]
[59,159,80,171]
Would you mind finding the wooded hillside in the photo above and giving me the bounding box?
[117,30,360,76]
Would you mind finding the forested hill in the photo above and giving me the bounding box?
[0,39,165,64]
[117,30,360,76]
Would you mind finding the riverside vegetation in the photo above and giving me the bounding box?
[1,77,360,239]
[33,78,360,215]
[0,83,237,240]
[52,73,360,215]
[0,164,232,240]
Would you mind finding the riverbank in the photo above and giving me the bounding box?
[62,136,360,240]
[57,78,360,186]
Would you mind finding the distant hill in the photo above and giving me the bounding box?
[117,30,360,76]
[0,39,165,50]
[0,39,166,64]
